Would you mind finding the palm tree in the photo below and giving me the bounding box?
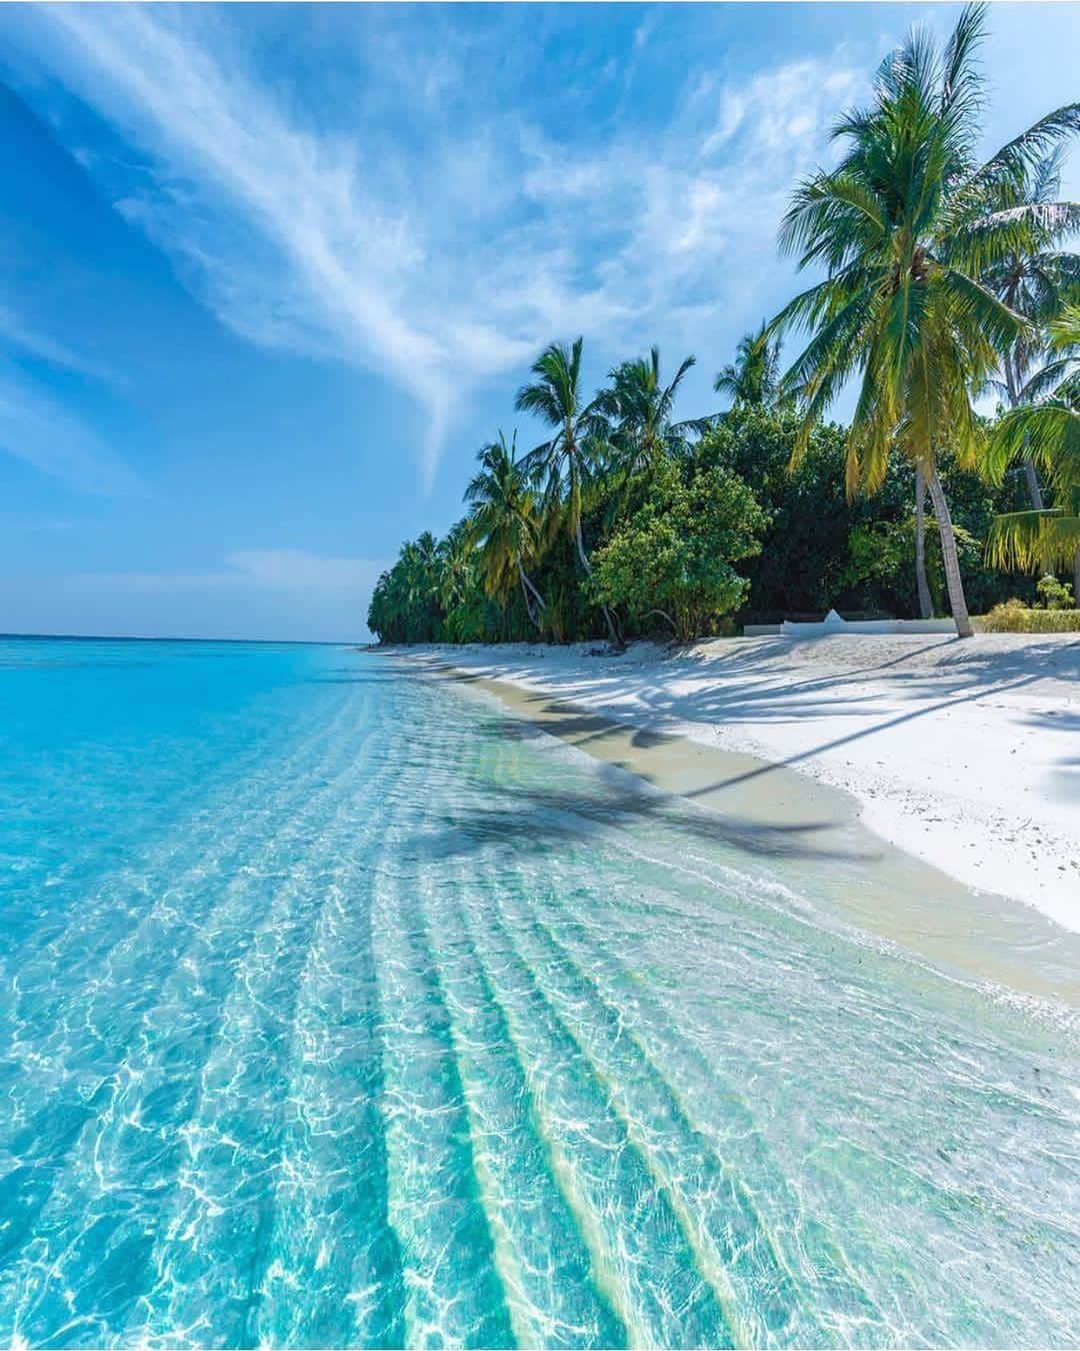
[982,149,1080,510]
[914,157,1077,619]
[914,466,934,619]
[987,305,1080,597]
[464,431,547,631]
[436,521,477,613]
[598,347,703,472]
[396,531,442,642]
[715,324,782,409]
[516,338,619,643]
[771,2,1080,638]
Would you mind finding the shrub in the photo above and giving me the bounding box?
[1035,574,1075,611]
[981,599,1080,633]
[589,458,767,643]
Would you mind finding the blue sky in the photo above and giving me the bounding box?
[1,3,1078,641]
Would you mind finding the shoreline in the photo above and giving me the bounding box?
[382,631,1078,943]
[420,660,1080,1007]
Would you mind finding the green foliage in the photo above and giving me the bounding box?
[981,599,1080,631]
[1035,574,1075,610]
[698,409,855,615]
[714,324,783,410]
[840,518,982,615]
[366,6,1079,649]
[987,305,1080,573]
[770,3,1080,635]
[697,406,1032,620]
[588,459,766,642]
[367,397,1049,644]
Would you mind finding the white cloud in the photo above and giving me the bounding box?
[226,549,386,590]
[12,7,863,480]
[0,305,118,385]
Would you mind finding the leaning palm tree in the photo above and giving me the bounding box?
[981,149,1080,509]
[464,431,547,630]
[986,305,1080,596]
[771,2,1080,638]
[597,346,703,473]
[715,324,782,409]
[516,338,619,643]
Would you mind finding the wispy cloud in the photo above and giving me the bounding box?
[12,6,863,481]
[0,305,119,384]
[0,364,138,494]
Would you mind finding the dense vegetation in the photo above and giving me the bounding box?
[369,5,1079,647]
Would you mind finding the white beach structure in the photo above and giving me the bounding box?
[745,608,957,637]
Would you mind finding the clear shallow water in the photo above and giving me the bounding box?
[1,638,1078,1350]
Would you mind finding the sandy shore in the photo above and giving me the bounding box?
[401,633,1079,935]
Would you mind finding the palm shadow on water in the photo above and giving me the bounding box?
[361,642,1079,867]
[401,730,878,868]
[387,668,875,865]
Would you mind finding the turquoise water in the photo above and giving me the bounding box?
[1,638,1078,1350]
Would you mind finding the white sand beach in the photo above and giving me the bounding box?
[408,633,1079,933]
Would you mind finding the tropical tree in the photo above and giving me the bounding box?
[913,466,934,618]
[771,1,1080,637]
[597,346,703,473]
[516,338,620,643]
[981,149,1080,509]
[398,531,443,641]
[590,456,767,643]
[368,530,445,643]
[432,522,485,641]
[436,521,474,610]
[986,305,1080,596]
[913,151,1078,618]
[464,431,547,630]
[715,324,782,409]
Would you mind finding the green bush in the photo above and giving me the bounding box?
[1035,574,1075,611]
[980,599,1080,632]
[589,458,767,642]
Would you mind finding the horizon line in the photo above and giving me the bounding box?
[0,631,369,647]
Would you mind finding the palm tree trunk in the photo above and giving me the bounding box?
[914,465,933,620]
[575,512,619,646]
[517,559,542,632]
[574,512,591,575]
[1006,353,1046,512]
[1023,459,1045,513]
[926,472,973,638]
[519,561,546,613]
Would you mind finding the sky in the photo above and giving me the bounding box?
[1,2,1078,641]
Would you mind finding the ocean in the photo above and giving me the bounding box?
[1,637,1077,1348]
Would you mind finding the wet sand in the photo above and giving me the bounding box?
[431,662,1080,1009]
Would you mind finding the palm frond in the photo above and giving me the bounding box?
[988,400,1080,488]
[986,508,1080,571]
[972,104,1080,196]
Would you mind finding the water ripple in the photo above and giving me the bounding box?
[0,642,1077,1349]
